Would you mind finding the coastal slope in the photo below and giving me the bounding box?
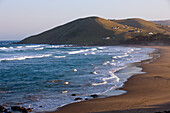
[151,20,170,26]
[18,17,170,45]
[114,18,170,34]
[19,17,129,45]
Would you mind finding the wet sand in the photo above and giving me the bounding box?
[50,46,170,113]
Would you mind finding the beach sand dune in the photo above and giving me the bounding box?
[50,46,170,113]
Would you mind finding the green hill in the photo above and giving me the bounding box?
[18,16,170,45]
[114,18,170,35]
[19,17,122,45]
[151,20,170,26]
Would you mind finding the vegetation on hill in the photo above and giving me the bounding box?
[121,33,170,45]
[151,20,170,26]
[18,16,170,45]
[113,18,170,35]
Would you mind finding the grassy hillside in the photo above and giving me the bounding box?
[19,17,116,45]
[114,18,170,35]
[19,16,170,45]
[19,17,140,45]
[151,20,170,26]
[122,33,170,45]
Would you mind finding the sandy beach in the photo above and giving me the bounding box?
[50,46,170,113]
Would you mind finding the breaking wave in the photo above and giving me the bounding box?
[0,54,52,62]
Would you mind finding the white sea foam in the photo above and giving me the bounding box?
[97,47,105,50]
[0,44,69,52]
[91,52,96,54]
[102,61,110,65]
[0,54,52,62]
[92,81,107,86]
[92,71,120,86]
[51,45,65,48]
[16,46,23,48]
[0,45,45,51]
[112,54,129,59]
[54,56,66,58]
[68,49,89,54]
[25,45,41,48]
[90,48,97,51]
[0,47,8,50]
[34,47,44,50]
[103,72,120,82]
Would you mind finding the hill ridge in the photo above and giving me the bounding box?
[18,16,170,45]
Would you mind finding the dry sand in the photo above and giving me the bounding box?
[50,46,170,113]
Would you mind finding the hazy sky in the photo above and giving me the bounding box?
[0,0,170,40]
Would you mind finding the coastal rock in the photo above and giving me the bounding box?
[21,107,28,113]
[71,94,78,96]
[0,106,5,112]
[27,108,32,112]
[74,98,82,101]
[4,109,9,113]
[11,106,22,111]
[7,111,12,113]
[91,94,98,98]
[11,106,28,113]
[85,98,89,100]
[155,111,170,113]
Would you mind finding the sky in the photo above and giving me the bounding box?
[0,0,170,40]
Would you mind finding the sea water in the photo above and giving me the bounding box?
[0,41,155,112]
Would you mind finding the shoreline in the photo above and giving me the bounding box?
[99,48,160,97]
[42,46,156,112]
[49,46,170,113]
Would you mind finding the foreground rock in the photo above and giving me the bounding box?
[71,94,78,96]
[91,94,98,98]
[74,98,83,101]
[11,106,32,113]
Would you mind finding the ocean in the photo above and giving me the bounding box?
[0,41,155,112]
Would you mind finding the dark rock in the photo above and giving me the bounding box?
[71,94,78,96]
[164,111,170,113]
[39,106,43,108]
[7,111,12,113]
[4,109,8,113]
[20,107,28,113]
[85,98,89,100]
[27,108,32,112]
[0,106,5,112]
[11,106,21,111]
[74,98,82,101]
[11,106,28,113]
[91,94,98,98]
